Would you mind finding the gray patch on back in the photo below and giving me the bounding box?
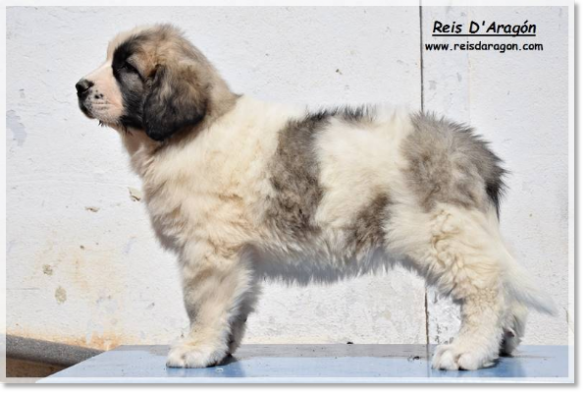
[264,113,327,241]
[347,194,390,253]
[402,112,506,215]
[265,106,379,242]
[309,105,377,124]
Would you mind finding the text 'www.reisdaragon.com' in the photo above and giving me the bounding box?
[424,41,544,53]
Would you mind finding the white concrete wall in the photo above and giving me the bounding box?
[6,6,569,350]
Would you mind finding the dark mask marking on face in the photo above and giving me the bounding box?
[112,37,148,130]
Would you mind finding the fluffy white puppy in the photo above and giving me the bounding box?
[76,24,555,370]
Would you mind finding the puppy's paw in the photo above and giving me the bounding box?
[432,344,496,371]
[166,343,226,369]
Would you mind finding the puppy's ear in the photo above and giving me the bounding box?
[143,64,207,141]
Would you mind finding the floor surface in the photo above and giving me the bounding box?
[39,344,572,383]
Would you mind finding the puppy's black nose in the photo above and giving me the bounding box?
[75,79,93,98]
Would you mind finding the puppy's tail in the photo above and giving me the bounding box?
[502,253,557,316]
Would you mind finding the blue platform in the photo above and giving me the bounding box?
[39,344,572,383]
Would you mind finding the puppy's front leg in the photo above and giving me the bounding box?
[166,244,252,368]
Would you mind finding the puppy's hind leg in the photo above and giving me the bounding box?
[389,205,508,370]
[498,247,556,355]
[499,301,528,356]
[226,282,260,356]
[166,243,256,368]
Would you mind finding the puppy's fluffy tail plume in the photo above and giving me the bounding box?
[502,255,557,316]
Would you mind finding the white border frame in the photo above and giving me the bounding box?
[1,0,576,387]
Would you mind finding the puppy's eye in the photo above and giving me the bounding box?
[123,61,139,74]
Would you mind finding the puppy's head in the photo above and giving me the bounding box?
[76,24,232,141]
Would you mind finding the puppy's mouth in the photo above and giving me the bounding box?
[78,100,112,128]
[78,100,95,119]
